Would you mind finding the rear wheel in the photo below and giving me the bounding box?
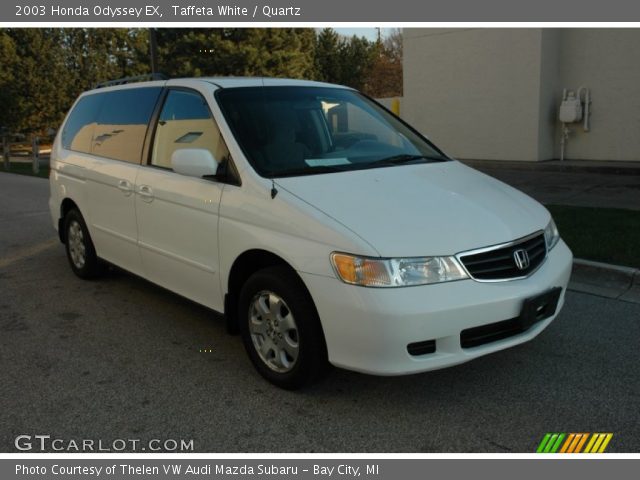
[63,208,103,279]
[239,266,328,389]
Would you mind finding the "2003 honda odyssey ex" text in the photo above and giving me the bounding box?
[49,75,573,389]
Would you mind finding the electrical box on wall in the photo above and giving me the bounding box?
[559,86,591,161]
[559,92,583,123]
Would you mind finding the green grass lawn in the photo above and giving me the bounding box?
[1,162,49,179]
[548,205,640,268]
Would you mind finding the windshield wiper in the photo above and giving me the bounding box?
[268,164,350,178]
[266,154,447,177]
[375,154,447,165]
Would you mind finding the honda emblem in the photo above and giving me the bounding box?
[513,249,530,270]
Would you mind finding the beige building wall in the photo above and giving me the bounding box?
[403,29,545,161]
[375,96,403,114]
[555,29,640,161]
[403,28,640,162]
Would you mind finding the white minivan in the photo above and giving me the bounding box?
[49,76,573,389]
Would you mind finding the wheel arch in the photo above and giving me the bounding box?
[224,249,319,336]
[58,198,81,243]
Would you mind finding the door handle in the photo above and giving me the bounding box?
[117,179,133,196]
[138,184,154,202]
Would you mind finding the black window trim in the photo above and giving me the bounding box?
[143,86,241,187]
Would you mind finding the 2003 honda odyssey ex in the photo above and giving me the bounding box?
[49,76,573,389]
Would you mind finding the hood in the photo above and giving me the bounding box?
[275,161,550,257]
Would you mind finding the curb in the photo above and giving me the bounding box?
[570,258,640,304]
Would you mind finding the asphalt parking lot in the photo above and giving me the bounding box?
[1,173,639,453]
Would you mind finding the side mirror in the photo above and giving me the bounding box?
[171,149,219,178]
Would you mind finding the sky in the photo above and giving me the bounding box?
[326,28,394,41]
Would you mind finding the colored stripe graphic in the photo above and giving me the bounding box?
[536,433,552,453]
[537,433,613,453]
[559,433,575,453]
[549,433,565,453]
[583,433,598,453]
[598,433,614,453]
[575,433,590,452]
[584,433,614,453]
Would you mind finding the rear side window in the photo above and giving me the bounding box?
[61,94,104,153]
[92,87,162,164]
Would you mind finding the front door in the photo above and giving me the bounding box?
[134,88,230,311]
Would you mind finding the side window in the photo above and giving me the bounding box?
[92,87,162,164]
[61,94,104,153]
[151,89,230,170]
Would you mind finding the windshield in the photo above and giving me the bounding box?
[215,86,448,178]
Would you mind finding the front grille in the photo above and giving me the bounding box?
[458,232,546,281]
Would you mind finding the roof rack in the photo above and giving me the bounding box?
[94,73,169,89]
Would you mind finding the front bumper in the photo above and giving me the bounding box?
[300,240,573,375]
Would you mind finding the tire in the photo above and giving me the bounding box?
[63,208,103,279]
[239,266,328,389]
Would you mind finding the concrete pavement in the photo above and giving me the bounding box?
[0,173,56,260]
[0,171,639,453]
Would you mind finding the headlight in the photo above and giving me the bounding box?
[544,218,560,250]
[330,253,468,287]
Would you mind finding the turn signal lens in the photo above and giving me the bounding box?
[331,254,391,287]
[544,218,560,250]
[330,252,468,287]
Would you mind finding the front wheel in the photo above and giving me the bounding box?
[239,266,328,389]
